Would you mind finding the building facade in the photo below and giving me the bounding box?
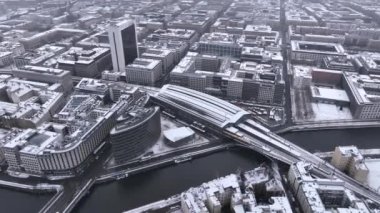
[343,72,380,119]
[126,58,162,86]
[108,20,139,73]
[110,107,161,164]
[331,146,369,183]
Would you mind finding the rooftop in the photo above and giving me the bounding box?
[244,25,273,33]
[126,58,161,70]
[343,72,380,105]
[291,40,345,54]
[142,49,173,57]
[151,28,197,40]
[57,47,109,65]
[111,107,158,135]
[75,78,109,94]
[19,27,87,42]
[200,32,241,45]
[16,44,65,65]
[163,127,195,143]
[0,51,12,58]
[154,84,249,128]
[360,52,380,71]
[108,19,134,30]
[310,86,350,103]
[19,65,69,77]
[290,162,370,212]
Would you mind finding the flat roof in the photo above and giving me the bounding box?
[163,127,195,142]
[244,24,272,32]
[127,58,161,70]
[20,65,68,76]
[142,48,173,57]
[200,32,241,45]
[108,19,134,30]
[343,72,380,105]
[111,107,158,135]
[291,40,345,54]
[310,86,350,103]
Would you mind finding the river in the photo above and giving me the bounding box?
[74,148,267,213]
[1,128,380,213]
[282,128,380,152]
[0,188,52,213]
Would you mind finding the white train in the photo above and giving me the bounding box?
[245,119,270,133]
[237,123,301,158]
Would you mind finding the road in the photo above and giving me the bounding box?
[280,0,293,129]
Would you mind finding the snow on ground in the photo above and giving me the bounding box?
[366,159,380,193]
[149,115,209,154]
[310,103,353,121]
[292,88,354,122]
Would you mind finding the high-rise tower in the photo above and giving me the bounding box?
[108,20,138,73]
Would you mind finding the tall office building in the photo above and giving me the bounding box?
[108,20,139,73]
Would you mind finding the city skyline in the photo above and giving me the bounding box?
[0,0,379,212]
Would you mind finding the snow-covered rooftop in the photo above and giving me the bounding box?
[154,84,250,128]
[163,127,195,143]
[310,86,350,103]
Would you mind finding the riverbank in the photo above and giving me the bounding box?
[38,143,235,213]
[0,180,63,213]
[0,180,62,193]
[96,143,233,183]
[276,120,380,134]
[74,148,267,213]
[2,126,380,213]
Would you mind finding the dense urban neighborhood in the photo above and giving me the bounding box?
[0,0,380,212]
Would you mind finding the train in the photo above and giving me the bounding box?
[245,119,270,133]
[224,127,272,154]
[237,122,302,158]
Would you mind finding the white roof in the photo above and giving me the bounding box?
[163,127,195,142]
[155,84,249,128]
[310,86,350,103]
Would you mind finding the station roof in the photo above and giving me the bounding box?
[154,84,249,128]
